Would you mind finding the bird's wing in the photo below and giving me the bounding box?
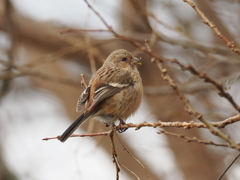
[89,66,134,109]
[89,83,130,109]
[76,86,91,112]
[76,66,134,112]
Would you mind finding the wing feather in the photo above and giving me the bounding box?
[76,66,134,112]
[89,85,125,109]
[76,86,90,112]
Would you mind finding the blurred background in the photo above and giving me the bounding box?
[0,0,240,180]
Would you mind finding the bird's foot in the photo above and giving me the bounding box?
[117,119,128,133]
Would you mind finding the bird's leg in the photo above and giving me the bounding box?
[104,123,110,127]
[117,118,128,133]
[103,123,111,127]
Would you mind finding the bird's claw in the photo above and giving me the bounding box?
[117,119,128,133]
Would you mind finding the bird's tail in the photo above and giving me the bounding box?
[59,113,89,142]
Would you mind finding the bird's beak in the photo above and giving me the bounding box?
[131,56,140,65]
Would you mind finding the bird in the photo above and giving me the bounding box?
[59,49,143,142]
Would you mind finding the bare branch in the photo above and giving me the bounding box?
[158,130,234,148]
[182,0,240,56]
[80,74,88,88]
[218,154,240,180]
[115,133,151,180]
[42,131,109,141]
[119,163,141,180]
[42,114,240,141]
[60,28,109,34]
[151,59,239,148]
[0,60,81,87]
[80,0,240,113]
[109,129,120,180]
[83,0,112,30]
[118,114,240,130]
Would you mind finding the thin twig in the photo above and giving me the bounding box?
[80,0,240,113]
[118,114,240,130]
[181,65,240,112]
[144,72,240,95]
[80,74,88,88]
[182,0,240,56]
[84,9,97,74]
[158,130,233,148]
[43,114,240,141]
[0,60,81,87]
[42,131,109,141]
[80,0,240,150]
[115,133,151,180]
[218,154,240,180]
[119,162,141,180]
[153,59,239,149]
[20,46,80,69]
[109,128,120,180]
[83,0,112,30]
[60,29,109,34]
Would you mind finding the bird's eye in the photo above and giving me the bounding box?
[122,57,127,61]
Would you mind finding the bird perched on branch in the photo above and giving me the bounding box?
[59,49,143,142]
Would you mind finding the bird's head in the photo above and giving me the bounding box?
[104,49,140,69]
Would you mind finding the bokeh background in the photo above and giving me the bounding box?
[0,0,240,180]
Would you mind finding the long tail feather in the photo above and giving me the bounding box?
[59,113,89,142]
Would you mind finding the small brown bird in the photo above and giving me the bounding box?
[59,49,143,142]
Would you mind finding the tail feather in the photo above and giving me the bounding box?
[59,113,89,142]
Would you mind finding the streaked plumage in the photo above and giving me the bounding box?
[59,49,142,142]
